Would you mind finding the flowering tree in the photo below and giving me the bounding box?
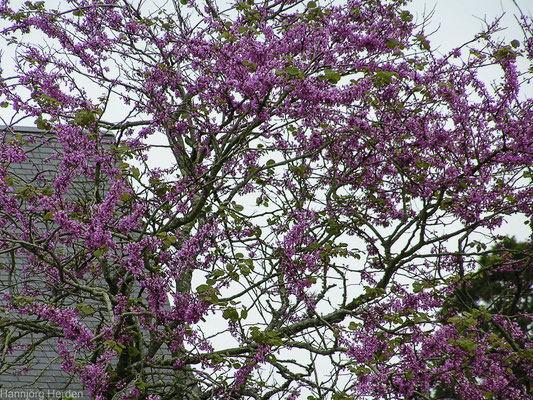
[436,237,533,398]
[0,0,532,399]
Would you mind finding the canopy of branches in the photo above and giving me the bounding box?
[0,0,532,399]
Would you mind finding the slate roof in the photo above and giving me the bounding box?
[0,126,95,399]
[0,126,201,400]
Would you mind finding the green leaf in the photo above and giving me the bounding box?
[244,258,254,268]
[373,70,398,86]
[105,340,126,355]
[35,116,51,130]
[196,284,211,293]
[416,35,431,51]
[285,66,301,76]
[494,46,514,60]
[208,353,225,364]
[43,211,55,221]
[327,72,341,84]
[239,264,251,276]
[223,307,239,323]
[205,293,220,304]
[246,61,257,71]
[3,176,17,187]
[0,101,8,108]
[386,38,400,49]
[348,321,358,330]
[135,380,149,390]
[456,338,478,352]
[307,1,317,8]
[448,315,463,325]
[412,282,423,293]
[320,69,341,84]
[400,11,413,22]
[510,39,520,49]
[308,241,320,250]
[75,109,98,126]
[168,235,177,243]
[128,346,140,357]
[80,305,94,316]
[119,192,131,201]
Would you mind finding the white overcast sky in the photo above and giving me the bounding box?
[408,0,532,52]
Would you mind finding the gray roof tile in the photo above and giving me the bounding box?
[1,127,197,399]
[1,126,93,399]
